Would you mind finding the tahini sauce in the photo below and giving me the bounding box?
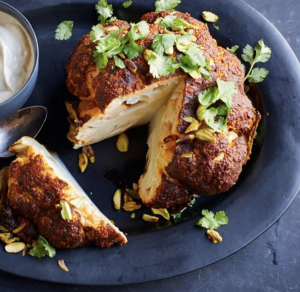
[0,11,34,104]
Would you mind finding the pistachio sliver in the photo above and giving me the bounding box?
[58,259,69,272]
[13,223,26,234]
[202,11,219,23]
[142,214,159,223]
[214,152,225,162]
[69,196,86,209]
[116,133,129,152]
[78,153,88,172]
[176,134,195,144]
[125,59,137,73]
[143,49,155,62]
[125,188,140,200]
[195,129,216,143]
[181,153,193,158]
[113,189,122,210]
[0,225,9,233]
[60,200,72,221]
[196,105,207,121]
[151,208,170,220]
[123,201,141,212]
[124,192,133,203]
[183,117,200,133]
[130,213,135,219]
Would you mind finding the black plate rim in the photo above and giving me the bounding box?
[1,0,300,285]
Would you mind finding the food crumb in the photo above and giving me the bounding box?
[58,259,69,272]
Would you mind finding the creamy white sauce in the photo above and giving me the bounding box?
[0,11,34,104]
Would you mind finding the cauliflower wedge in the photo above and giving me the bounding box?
[6,137,127,248]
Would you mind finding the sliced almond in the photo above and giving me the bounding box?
[69,196,86,209]
[5,242,25,253]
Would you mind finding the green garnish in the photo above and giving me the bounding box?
[90,24,105,42]
[152,34,176,55]
[55,21,74,40]
[171,198,196,220]
[195,209,228,230]
[227,45,239,55]
[107,16,118,23]
[197,79,236,132]
[202,11,219,23]
[213,25,219,31]
[242,39,271,83]
[148,54,176,78]
[154,0,181,12]
[29,236,56,258]
[123,1,132,8]
[60,200,72,220]
[177,45,211,80]
[96,0,113,23]
[113,55,126,68]
[156,12,194,30]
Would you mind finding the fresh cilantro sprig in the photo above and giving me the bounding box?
[242,39,271,83]
[154,0,181,12]
[55,21,74,40]
[155,12,194,30]
[29,236,56,258]
[195,209,228,230]
[96,0,113,23]
[227,45,239,55]
[171,198,196,220]
[148,54,176,78]
[177,45,211,80]
[152,34,176,55]
[197,79,236,132]
[123,1,132,8]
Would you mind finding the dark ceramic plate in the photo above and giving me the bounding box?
[0,0,300,285]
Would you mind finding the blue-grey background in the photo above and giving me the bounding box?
[1,0,299,291]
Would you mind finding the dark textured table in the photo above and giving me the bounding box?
[1,0,300,291]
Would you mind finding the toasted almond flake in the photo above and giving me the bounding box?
[130,213,135,219]
[58,259,69,272]
[13,223,26,234]
[123,201,141,212]
[113,189,122,210]
[5,242,25,253]
[142,214,159,223]
[151,208,170,220]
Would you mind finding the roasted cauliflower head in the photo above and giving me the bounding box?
[65,11,260,208]
[4,137,127,248]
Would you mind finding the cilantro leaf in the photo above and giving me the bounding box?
[175,33,193,52]
[247,67,269,83]
[107,16,118,23]
[215,211,229,226]
[202,108,218,130]
[123,0,132,8]
[123,41,143,59]
[152,34,176,55]
[29,236,56,258]
[242,39,271,83]
[195,209,228,230]
[90,24,105,42]
[96,0,113,23]
[148,54,175,78]
[93,51,108,68]
[129,21,150,41]
[216,79,236,107]
[173,17,194,28]
[226,45,239,55]
[154,0,181,12]
[198,87,219,106]
[113,55,126,68]
[55,21,73,41]
[254,39,272,63]
[158,12,177,28]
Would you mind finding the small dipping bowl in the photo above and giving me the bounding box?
[0,1,39,122]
